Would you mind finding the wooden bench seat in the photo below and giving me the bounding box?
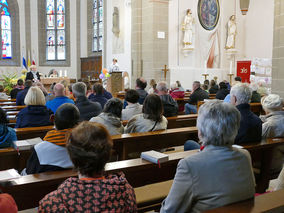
[2,105,26,111]
[0,101,16,106]
[204,189,284,213]
[0,150,198,211]
[15,126,55,140]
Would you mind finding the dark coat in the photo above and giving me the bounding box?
[209,85,219,94]
[216,89,230,100]
[16,87,30,106]
[235,104,262,145]
[103,89,113,100]
[160,94,178,117]
[75,96,102,121]
[26,71,41,81]
[251,91,261,103]
[136,89,148,104]
[188,88,209,105]
[15,105,53,128]
[10,88,23,99]
[88,94,108,109]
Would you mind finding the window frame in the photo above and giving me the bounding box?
[38,0,70,67]
[0,0,20,66]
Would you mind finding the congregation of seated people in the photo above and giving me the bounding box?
[0,75,283,212]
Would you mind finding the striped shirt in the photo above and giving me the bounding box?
[43,129,71,146]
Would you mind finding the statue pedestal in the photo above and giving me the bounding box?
[107,72,123,95]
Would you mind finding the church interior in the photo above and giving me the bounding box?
[0,0,284,212]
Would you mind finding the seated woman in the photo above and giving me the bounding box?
[125,94,168,133]
[160,100,255,212]
[15,87,53,128]
[0,108,17,148]
[38,121,137,212]
[261,94,284,138]
[261,94,284,174]
[90,98,124,135]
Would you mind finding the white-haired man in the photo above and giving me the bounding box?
[185,81,209,114]
[157,81,178,117]
[230,83,262,144]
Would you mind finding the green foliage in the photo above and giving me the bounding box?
[2,73,18,95]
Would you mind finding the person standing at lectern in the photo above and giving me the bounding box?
[26,65,41,82]
[109,58,120,73]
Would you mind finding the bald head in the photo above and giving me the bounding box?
[54,83,65,97]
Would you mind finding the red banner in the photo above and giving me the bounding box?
[236,61,251,83]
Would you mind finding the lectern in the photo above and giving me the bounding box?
[107,72,123,95]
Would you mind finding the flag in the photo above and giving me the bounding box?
[32,49,36,65]
[22,56,27,70]
[27,51,31,68]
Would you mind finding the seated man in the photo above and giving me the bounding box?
[10,79,24,99]
[157,82,178,117]
[72,82,102,121]
[46,83,75,113]
[136,77,148,105]
[161,100,255,212]
[16,80,33,106]
[185,81,209,114]
[121,89,143,121]
[88,83,108,109]
[230,83,262,144]
[0,85,8,100]
[24,103,80,174]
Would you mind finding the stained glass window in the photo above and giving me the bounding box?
[46,0,66,60]
[0,0,12,59]
[93,0,103,52]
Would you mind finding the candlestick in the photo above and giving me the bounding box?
[64,70,67,77]
[204,61,207,74]
[229,61,233,74]
[59,70,62,77]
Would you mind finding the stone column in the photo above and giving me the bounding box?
[131,0,169,87]
[272,0,284,97]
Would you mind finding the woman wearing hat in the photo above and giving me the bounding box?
[26,65,40,82]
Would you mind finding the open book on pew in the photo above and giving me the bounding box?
[141,150,169,165]
[0,169,20,182]
[13,137,43,151]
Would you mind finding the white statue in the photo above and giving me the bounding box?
[112,7,120,37]
[225,15,237,49]
[182,9,194,49]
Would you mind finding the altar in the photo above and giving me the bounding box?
[41,77,71,90]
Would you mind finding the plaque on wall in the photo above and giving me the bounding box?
[198,0,220,31]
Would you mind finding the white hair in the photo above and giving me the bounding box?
[72,82,87,97]
[262,94,283,112]
[197,100,241,146]
[24,86,46,106]
[170,83,177,90]
[157,81,168,92]
[230,83,252,104]
[249,82,258,92]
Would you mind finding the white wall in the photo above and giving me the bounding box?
[105,0,132,86]
[169,0,274,90]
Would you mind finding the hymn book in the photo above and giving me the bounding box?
[141,150,169,164]
[13,137,43,151]
[0,169,20,182]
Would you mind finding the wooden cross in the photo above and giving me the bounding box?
[162,65,169,80]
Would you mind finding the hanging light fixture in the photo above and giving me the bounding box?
[240,0,250,15]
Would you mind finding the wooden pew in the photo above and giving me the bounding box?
[2,105,26,111]
[0,150,198,211]
[113,127,198,160]
[0,101,16,106]
[204,189,284,213]
[122,114,198,129]
[0,99,16,102]
[15,126,55,140]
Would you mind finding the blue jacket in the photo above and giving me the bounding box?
[103,90,113,100]
[16,87,30,106]
[88,94,108,109]
[46,96,75,113]
[235,103,262,144]
[15,105,53,128]
[0,125,17,148]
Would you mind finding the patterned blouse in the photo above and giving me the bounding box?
[39,173,137,212]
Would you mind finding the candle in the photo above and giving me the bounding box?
[229,61,233,74]
[204,61,207,74]
[59,70,62,77]
[64,70,67,77]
